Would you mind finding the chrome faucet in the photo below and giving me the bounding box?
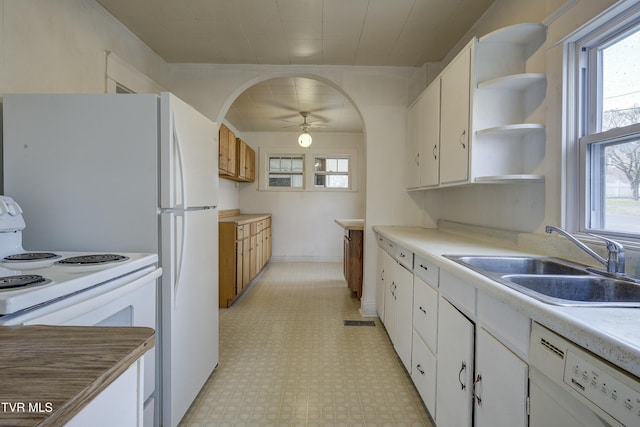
[545,225,625,275]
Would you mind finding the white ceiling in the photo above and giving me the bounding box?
[97,0,495,133]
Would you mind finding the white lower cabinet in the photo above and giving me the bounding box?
[475,328,528,427]
[384,256,414,372]
[376,244,386,321]
[436,297,475,427]
[436,297,529,427]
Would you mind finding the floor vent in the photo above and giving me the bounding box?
[344,320,376,327]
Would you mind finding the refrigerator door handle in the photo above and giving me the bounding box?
[173,210,187,307]
[172,112,187,210]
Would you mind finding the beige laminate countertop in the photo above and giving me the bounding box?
[373,225,640,378]
[335,219,365,231]
[0,325,155,427]
[219,213,271,225]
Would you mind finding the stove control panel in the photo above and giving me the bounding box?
[0,196,25,232]
[563,347,640,426]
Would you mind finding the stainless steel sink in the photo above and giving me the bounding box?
[453,256,586,275]
[444,255,640,307]
[503,275,640,307]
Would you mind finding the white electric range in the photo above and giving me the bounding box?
[0,195,162,426]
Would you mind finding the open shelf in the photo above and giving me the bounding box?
[474,175,545,184]
[476,123,545,137]
[478,73,545,90]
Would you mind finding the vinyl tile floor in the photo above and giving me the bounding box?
[179,262,434,427]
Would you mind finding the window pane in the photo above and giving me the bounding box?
[314,158,325,172]
[292,158,304,171]
[269,158,281,171]
[590,138,640,233]
[269,174,291,187]
[337,159,349,172]
[281,158,292,171]
[326,159,338,172]
[326,175,349,188]
[601,29,640,131]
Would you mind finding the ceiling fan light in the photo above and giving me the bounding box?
[298,131,312,147]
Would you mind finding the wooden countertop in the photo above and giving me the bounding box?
[335,219,365,231]
[219,213,271,225]
[0,325,155,427]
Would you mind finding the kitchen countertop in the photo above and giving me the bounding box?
[373,225,640,378]
[0,325,155,427]
[335,219,365,231]
[219,213,271,225]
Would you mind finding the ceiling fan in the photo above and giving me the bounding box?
[282,112,326,130]
[283,112,326,147]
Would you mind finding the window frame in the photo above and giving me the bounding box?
[265,154,306,190]
[569,2,640,242]
[260,148,358,192]
[312,155,351,190]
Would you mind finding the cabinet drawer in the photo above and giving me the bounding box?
[236,224,249,240]
[377,234,397,256]
[414,255,438,287]
[440,269,476,317]
[413,276,438,353]
[396,245,414,270]
[411,330,437,416]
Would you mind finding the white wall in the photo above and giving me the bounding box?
[235,132,365,262]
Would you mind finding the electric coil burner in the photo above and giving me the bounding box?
[3,252,61,262]
[56,254,129,266]
[0,274,50,290]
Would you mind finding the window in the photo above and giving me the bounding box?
[574,8,640,237]
[261,149,357,191]
[314,156,350,189]
[267,155,304,188]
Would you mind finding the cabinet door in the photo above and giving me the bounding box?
[420,80,440,187]
[235,239,243,295]
[242,237,251,289]
[376,246,386,321]
[475,328,528,427]
[218,124,230,174]
[406,96,422,189]
[440,46,471,185]
[248,146,256,182]
[393,261,414,372]
[436,297,474,427]
[383,253,396,333]
[226,129,237,176]
[237,138,248,180]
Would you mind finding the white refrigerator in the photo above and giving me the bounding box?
[2,92,219,427]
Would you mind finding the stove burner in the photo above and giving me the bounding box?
[0,275,48,290]
[56,254,129,266]
[3,252,60,262]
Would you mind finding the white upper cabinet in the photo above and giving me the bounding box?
[406,23,547,190]
[440,44,472,185]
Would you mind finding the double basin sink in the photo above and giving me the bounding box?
[445,255,640,307]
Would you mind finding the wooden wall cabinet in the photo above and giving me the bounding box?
[219,212,272,308]
[218,124,256,183]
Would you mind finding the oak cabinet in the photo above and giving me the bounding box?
[218,124,255,183]
[219,213,272,307]
[218,123,237,177]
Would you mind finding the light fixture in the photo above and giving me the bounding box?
[298,129,312,147]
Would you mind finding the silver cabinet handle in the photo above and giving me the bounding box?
[419,264,428,271]
[419,306,427,315]
[459,129,467,149]
[399,252,406,258]
[416,364,425,375]
[432,144,438,160]
[415,153,420,166]
[473,374,483,406]
[458,361,467,390]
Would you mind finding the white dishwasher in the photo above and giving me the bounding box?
[529,322,640,427]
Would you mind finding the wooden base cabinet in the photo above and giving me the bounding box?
[219,214,272,308]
